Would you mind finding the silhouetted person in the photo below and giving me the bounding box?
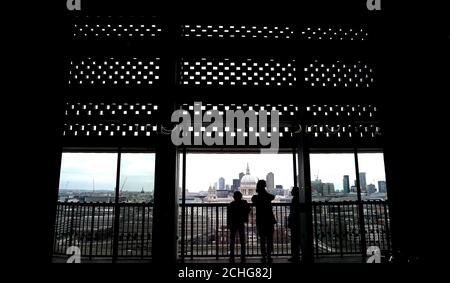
[227,191,251,263]
[288,186,301,262]
[251,180,276,263]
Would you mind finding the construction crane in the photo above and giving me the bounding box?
[314,170,320,181]
[120,176,128,194]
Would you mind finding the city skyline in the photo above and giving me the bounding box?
[191,153,387,193]
[59,152,155,192]
[185,154,294,193]
[58,152,387,194]
[310,153,386,192]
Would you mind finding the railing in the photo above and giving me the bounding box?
[53,200,391,259]
[179,200,391,258]
[178,203,291,258]
[53,202,153,258]
[312,200,391,256]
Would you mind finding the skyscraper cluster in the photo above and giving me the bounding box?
[344,172,386,194]
[212,167,286,198]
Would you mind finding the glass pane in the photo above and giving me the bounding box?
[58,153,117,202]
[309,153,362,256]
[357,152,388,200]
[185,153,294,202]
[55,152,117,261]
[179,152,294,258]
[357,152,391,253]
[119,153,155,203]
[118,153,155,258]
[309,153,357,202]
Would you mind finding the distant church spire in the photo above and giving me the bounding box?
[246,163,250,175]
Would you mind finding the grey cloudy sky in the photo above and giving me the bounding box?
[59,152,386,193]
[59,153,155,192]
[186,152,386,192]
[185,153,294,192]
[310,153,386,191]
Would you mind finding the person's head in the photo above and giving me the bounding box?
[233,191,243,201]
[291,186,300,198]
[256,180,267,194]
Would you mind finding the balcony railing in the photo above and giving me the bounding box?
[179,200,391,258]
[53,200,390,259]
[312,201,391,256]
[53,202,153,258]
[178,203,291,258]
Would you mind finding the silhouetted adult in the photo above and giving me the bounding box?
[227,191,251,263]
[251,180,276,263]
[288,186,301,262]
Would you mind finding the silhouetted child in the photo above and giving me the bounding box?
[227,191,251,263]
[251,180,276,263]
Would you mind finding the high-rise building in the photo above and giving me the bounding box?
[378,181,387,193]
[322,183,335,195]
[311,178,323,195]
[219,177,225,190]
[232,179,240,192]
[343,175,350,193]
[367,184,376,194]
[266,172,275,193]
[275,185,284,196]
[359,172,367,192]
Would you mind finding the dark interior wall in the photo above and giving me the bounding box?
[29,1,444,264]
[380,14,444,262]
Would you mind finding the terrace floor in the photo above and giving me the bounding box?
[52,255,363,263]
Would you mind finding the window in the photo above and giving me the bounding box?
[357,152,388,200]
[309,152,357,202]
[184,153,294,202]
[58,152,117,202]
[119,153,155,203]
[309,152,361,255]
[55,151,155,259]
[178,151,294,258]
[357,151,390,250]
[309,151,391,256]
[117,153,155,256]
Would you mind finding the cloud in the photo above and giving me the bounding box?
[186,153,294,192]
[58,152,386,193]
[59,153,155,191]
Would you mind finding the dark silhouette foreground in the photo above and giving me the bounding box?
[251,180,276,263]
[227,191,251,262]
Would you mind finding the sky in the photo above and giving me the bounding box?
[357,153,387,187]
[310,153,386,191]
[59,153,155,192]
[58,152,386,194]
[185,153,294,192]
[186,152,386,192]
